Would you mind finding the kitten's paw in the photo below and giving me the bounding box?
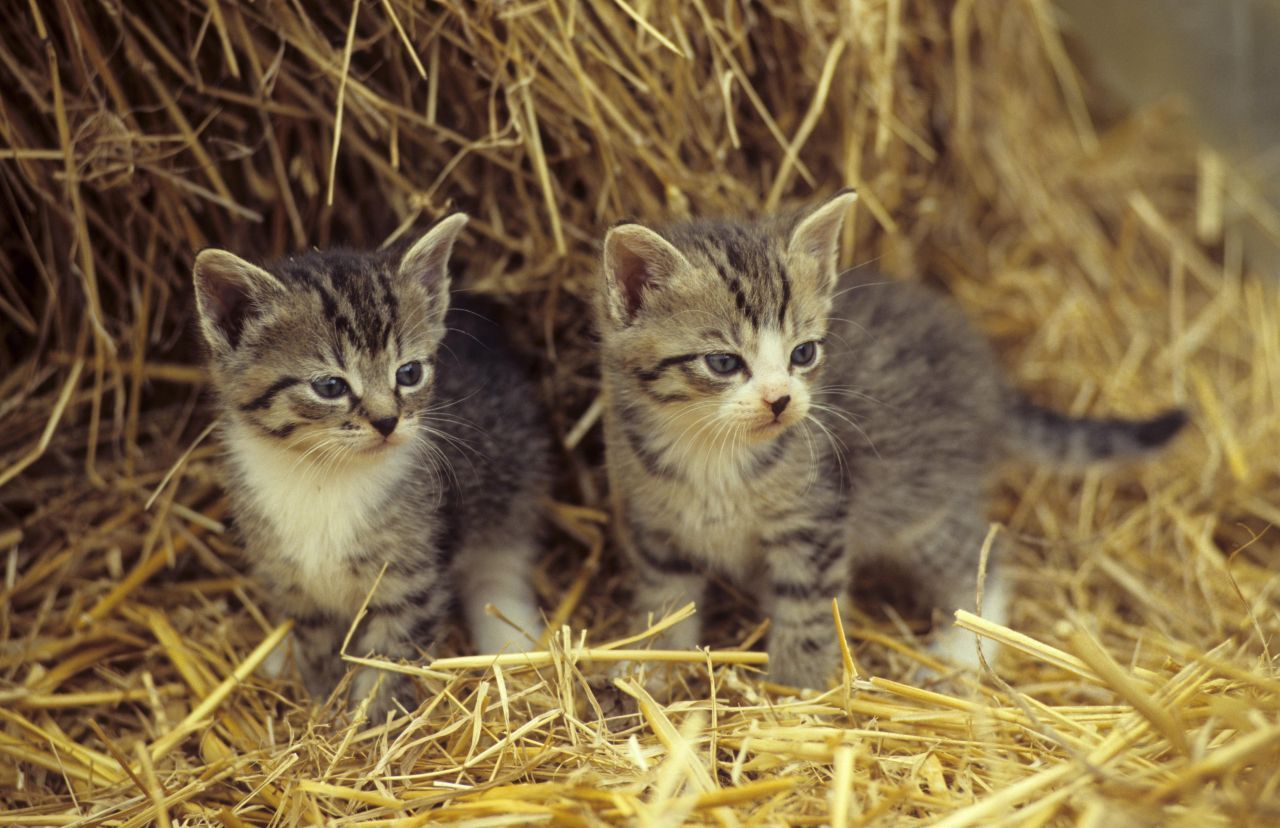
[258,633,293,680]
[766,646,837,692]
[352,669,417,725]
[609,660,681,700]
[602,619,702,696]
[928,625,999,674]
[299,658,344,703]
[473,622,541,655]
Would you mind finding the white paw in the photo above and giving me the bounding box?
[605,618,702,695]
[767,645,837,691]
[352,669,415,723]
[471,614,541,654]
[258,633,293,679]
[929,625,998,672]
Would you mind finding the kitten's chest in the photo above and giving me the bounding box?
[230,443,419,610]
[647,473,772,573]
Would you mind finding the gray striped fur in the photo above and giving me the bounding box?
[598,192,1186,688]
[194,216,550,719]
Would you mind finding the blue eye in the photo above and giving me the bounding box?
[705,353,743,375]
[396,361,424,387]
[311,376,348,399]
[790,341,818,366]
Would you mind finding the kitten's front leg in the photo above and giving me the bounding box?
[624,525,707,651]
[292,611,348,701]
[761,526,850,689]
[349,609,424,723]
[911,511,1010,671]
[255,564,348,699]
[457,535,543,654]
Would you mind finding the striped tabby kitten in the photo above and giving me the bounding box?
[193,215,550,718]
[598,191,1186,689]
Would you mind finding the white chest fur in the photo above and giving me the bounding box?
[225,422,416,608]
[637,447,768,579]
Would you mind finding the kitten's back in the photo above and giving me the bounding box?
[825,277,1010,461]
[825,276,1184,471]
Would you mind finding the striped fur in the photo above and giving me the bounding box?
[194,216,550,720]
[598,192,1187,688]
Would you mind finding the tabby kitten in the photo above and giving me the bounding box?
[598,191,1186,689]
[193,215,550,719]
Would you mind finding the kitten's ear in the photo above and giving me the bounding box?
[787,188,858,284]
[602,223,690,324]
[192,249,285,353]
[399,213,468,296]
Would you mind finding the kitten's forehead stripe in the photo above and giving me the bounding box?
[659,218,805,338]
[269,250,408,357]
[727,277,758,329]
[327,263,392,352]
[722,235,750,276]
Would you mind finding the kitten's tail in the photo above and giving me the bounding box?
[1006,396,1188,466]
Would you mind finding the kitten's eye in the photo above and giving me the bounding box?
[311,376,348,399]
[790,341,818,367]
[396,361,424,387]
[705,353,743,375]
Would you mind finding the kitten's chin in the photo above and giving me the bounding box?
[744,418,796,444]
[355,437,409,458]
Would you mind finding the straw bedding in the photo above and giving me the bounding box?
[2,1,1278,824]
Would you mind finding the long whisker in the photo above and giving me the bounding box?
[798,421,820,495]
[412,439,459,495]
[809,403,878,459]
[806,415,849,487]
[288,435,346,481]
[819,316,871,343]
[829,275,891,300]
[813,385,893,409]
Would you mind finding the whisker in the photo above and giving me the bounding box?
[810,404,878,459]
[829,274,891,300]
[813,385,893,409]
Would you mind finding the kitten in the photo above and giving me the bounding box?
[193,215,551,719]
[597,190,1186,689]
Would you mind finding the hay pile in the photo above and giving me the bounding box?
[2,0,1278,824]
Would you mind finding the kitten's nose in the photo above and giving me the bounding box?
[371,416,398,437]
[769,395,791,417]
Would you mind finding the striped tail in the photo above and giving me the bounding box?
[1007,397,1188,466]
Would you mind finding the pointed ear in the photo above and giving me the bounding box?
[399,213,468,296]
[602,223,690,325]
[192,249,285,353]
[787,188,858,284]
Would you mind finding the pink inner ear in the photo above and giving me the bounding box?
[202,275,249,327]
[615,246,653,318]
[406,246,448,293]
[194,253,266,348]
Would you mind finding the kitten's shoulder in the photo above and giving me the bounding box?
[435,296,549,432]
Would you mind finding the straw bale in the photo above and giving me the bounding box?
[1,0,1278,824]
